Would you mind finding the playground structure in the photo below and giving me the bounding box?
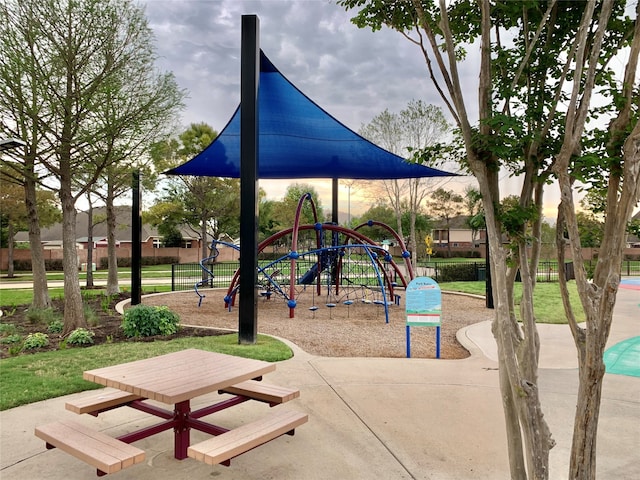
[195,194,416,324]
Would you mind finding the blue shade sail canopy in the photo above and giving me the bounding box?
[166,51,456,180]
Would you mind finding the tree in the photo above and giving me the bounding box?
[151,123,241,263]
[352,203,397,241]
[575,211,603,249]
[1,0,184,334]
[0,167,60,279]
[339,1,637,478]
[160,225,183,248]
[0,177,27,277]
[359,100,452,268]
[86,61,185,295]
[272,183,325,230]
[463,186,483,247]
[426,188,464,257]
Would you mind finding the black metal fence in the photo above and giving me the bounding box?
[173,260,640,290]
[171,262,239,291]
[417,260,640,283]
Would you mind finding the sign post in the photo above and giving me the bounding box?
[405,277,441,358]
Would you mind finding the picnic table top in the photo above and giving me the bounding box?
[83,349,276,405]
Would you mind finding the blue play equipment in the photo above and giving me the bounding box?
[195,194,415,324]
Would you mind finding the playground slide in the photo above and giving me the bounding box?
[298,263,318,285]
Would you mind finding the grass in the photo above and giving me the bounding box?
[0,334,292,411]
[0,264,173,282]
[0,286,171,307]
[443,281,584,324]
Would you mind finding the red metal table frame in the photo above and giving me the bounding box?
[83,349,276,460]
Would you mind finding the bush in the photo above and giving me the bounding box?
[0,323,19,336]
[99,256,180,269]
[26,307,62,325]
[47,319,64,334]
[83,304,100,327]
[436,263,481,282]
[121,305,180,338]
[14,259,65,271]
[67,328,95,346]
[22,332,49,350]
[0,334,23,345]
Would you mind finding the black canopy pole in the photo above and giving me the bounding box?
[238,15,260,344]
[131,171,142,306]
[332,178,339,224]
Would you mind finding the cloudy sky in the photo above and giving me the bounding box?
[142,0,479,216]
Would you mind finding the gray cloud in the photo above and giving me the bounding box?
[143,0,477,133]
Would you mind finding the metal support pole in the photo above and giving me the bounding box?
[485,231,493,309]
[131,172,142,306]
[238,14,260,344]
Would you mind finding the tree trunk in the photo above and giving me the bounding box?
[6,222,14,278]
[105,181,119,295]
[60,187,86,335]
[24,170,50,309]
[476,162,554,479]
[569,349,606,479]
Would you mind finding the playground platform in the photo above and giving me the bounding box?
[1,287,638,479]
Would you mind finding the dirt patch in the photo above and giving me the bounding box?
[142,288,494,359]
[0,293,228,359]
[1,289,494,360]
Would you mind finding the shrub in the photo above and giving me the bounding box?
[47,319,64,334]
[100,256,180,268]
[121,305,180,338]
[0,323,19,336]
[436,263,481,282]
[0,334,23,345]
[26,308,62,325]
[67,328,95,346]
[22,332,49,350]
[15,259,65,271]
[83,304,100,327]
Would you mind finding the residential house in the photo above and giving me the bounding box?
[431,215,484,256]
[14,205,200,250]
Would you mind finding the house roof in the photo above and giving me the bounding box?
[432,215,472,230]
[14,206,198,243]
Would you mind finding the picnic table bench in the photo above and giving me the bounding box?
[34,349,307,476]
[35,420,145,476]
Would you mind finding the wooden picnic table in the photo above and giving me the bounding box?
[35,349,307,476]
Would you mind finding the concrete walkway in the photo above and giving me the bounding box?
[1,288,638,479]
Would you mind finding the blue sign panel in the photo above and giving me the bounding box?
[406,277,441,327]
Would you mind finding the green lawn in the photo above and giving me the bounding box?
[0,286,171,307]
[0,334,292,411]
[444,281,583,324]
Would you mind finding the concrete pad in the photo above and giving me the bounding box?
[1,287,638,479]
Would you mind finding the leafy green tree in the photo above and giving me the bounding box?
[353,203,397,241]
[0,169,60,277]
[463,186,483,246]
[151,123,241,262]
[339,1,637,477]
[426,188,464,258]
[1,0,184,334]
[160,225,183,248]
[271,183,325,230]
[258,197,279,241]
[539,221,557,261]
[575,211,603,249]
